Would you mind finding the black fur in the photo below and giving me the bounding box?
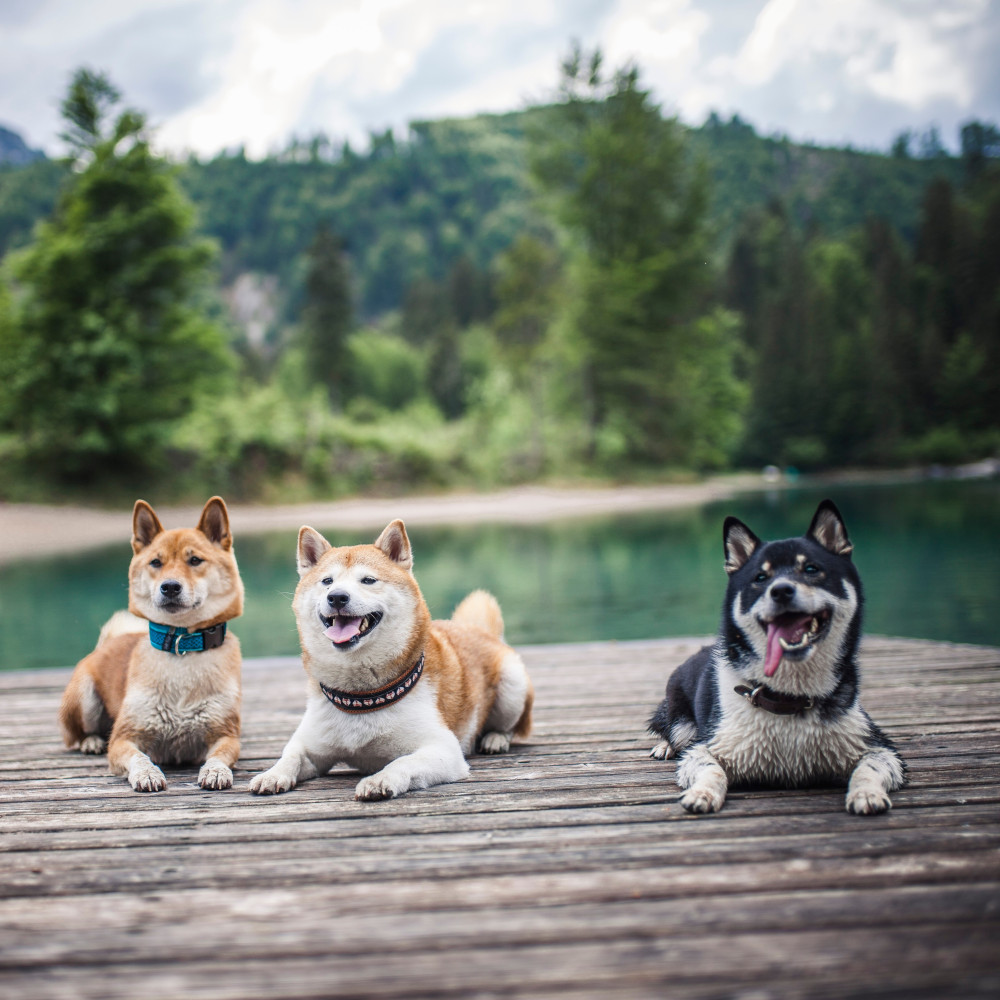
[648,499,905,814]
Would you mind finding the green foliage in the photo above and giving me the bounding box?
[343,327,427,412]
[530,47,744,468]
[299,222,353,401]
[727,164,1000,469]
[492,233,564,365]
[170,363,462,500]
[0,69,231,483]
[0,104,972,318]
[0,65,997,503]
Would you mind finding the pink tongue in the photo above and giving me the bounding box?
[324,617,363,644]
[764,615,813,677]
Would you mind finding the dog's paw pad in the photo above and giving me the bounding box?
[79,735,107,755]
[479,732,511,754]
[198,763,233,790]
[649,741,674,760]
[355,775,401,801]
[129,766,167,793]
[248,771,295,795]
[680,787,723,814]
[847,788,892,815]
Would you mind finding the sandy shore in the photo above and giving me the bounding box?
[0,477,761,564]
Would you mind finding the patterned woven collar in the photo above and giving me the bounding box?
[148,621,228,655]
[319,653,425,714]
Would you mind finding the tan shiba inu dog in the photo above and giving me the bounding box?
[59,497,244,793]
[249,520,533,801]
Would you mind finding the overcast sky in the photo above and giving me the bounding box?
[2,0,997,160]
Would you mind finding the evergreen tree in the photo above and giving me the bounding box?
[530,46,745,466]
[299,222,353,403]
[0,69,230,482]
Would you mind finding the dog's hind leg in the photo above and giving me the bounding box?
[846,746,905,815]
[675,743,729,814]
[648,651,707,760]
[649,719,698,761]
[648,687,698,761]
[59,671,112,755]
[479,651,533,754]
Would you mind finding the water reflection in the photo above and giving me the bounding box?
[1,477,997,670]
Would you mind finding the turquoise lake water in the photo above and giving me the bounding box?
[1,476,997,671]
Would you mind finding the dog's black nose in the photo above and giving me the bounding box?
[326,591,351,610]
[769,581,796,604]
[160,580,183,598]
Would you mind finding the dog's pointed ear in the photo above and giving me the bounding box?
[375,520,413,571]
[723,516,761,575]
[132,500,164,554]
[197,496,233,550]
[808,499,853,558]
[297,527,331,576]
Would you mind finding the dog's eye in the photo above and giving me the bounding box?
[321,577,333,586]
[150,558,162,568]
[754,571,768,583]
[804,563,820,575]
[188,556,203,567]
[361,576,377,585]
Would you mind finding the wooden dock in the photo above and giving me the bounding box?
[1,636,998,999]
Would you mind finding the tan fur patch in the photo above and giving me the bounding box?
[58,497,244,790]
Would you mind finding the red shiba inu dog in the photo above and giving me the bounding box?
[249,519,533,801]
[59,497,244,792]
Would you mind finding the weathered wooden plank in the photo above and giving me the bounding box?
[2,883,997,969]
[0,636,997,1000]
[0,923,995,1000]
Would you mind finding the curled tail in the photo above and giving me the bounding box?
[97,610,146,647]
[452,589,505,640]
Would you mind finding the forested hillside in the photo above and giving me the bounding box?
[0,106,965,319]
[0,61,996,502]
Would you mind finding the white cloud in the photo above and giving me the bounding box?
[0,0,996,159]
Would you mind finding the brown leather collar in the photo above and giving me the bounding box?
[319,653,425,714]
[734,683,815,715]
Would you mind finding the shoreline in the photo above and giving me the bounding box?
[0,478,752,564]
[1,462,992,565]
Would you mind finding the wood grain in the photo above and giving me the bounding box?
[1,636,998,999]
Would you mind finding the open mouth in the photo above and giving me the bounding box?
[761,609,831,677]
[318,610,383,648]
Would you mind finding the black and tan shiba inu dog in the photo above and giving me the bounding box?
[649,499,904,815]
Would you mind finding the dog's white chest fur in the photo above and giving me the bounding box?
[708,665,871,785]
[122,649,239,765]
[289,677,454,772]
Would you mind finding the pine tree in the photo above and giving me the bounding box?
[0,69,230,482]
[299,222,354,403]
[530,46,745,467]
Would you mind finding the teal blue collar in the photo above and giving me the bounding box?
[148,621,227,655]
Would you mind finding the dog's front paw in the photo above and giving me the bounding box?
[355,772,405,801]
[680,785,725,814]
[479,731,511,754]
[129,763,167,793]
[846,787,892,815]
[80,735,107,755]
[248,769,296,795]
[198,762,233,790]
